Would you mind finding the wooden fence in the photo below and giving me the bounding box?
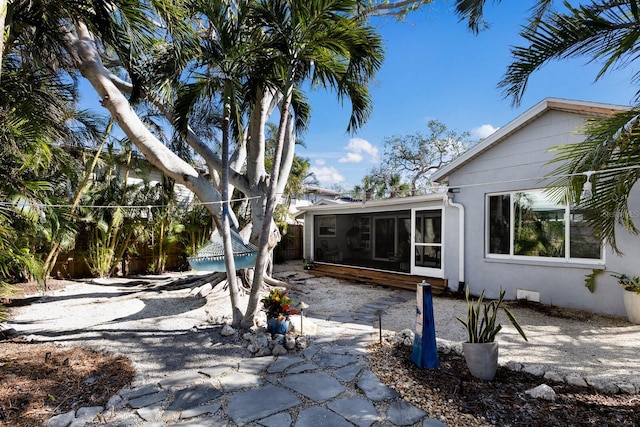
[52,225,304,279]
[52,244,188,279]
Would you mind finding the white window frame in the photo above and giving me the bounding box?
[316,215,336,237]
[485,189,604,264]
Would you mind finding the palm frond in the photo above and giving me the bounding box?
[500,1,640,106]
[547,109,640,252]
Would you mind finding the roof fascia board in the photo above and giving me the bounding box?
[298,194,446,214]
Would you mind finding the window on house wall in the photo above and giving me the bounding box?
[317,215,336,237]
[487,189,602,261]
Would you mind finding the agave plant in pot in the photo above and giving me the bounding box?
[457,288,528,381]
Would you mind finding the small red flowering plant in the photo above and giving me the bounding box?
[261,288,298,321]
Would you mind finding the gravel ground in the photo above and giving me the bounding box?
[275,262,640,387]
[4,261,640,426]
[6,261,640,387]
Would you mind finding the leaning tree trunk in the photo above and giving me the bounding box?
[67,23,296,329]
[66,23,225,221]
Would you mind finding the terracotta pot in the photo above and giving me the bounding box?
[623,290,640,324]
[462,342,499,381]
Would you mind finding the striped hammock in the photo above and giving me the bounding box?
[188,230,258,272]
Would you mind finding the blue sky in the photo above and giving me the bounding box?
[300,2,637,190]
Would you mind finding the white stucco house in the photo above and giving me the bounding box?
[301,98,640,318]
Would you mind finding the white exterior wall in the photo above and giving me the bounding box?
[445,109,639,317]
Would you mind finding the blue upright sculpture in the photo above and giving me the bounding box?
[411,280,439,368]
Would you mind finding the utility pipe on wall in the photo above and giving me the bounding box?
[446,194,465,290]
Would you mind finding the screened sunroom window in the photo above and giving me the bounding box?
[487,189,602,260]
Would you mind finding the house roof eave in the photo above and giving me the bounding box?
[298,193,447,214]
[431,97,629,184]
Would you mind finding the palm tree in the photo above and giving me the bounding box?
[6,0,383,329]
[0,14,101,295]
[388,173,412,198]
[264,122,318,218]
[239,0,384,328]
[495,1,640,252]
[2,0,176,286]
[454,0,555,33]
[173,0,264,325]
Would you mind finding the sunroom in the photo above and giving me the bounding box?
[299,195,455,292]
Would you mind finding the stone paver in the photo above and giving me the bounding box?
[159,373,204,388]
[127,384,161,399]
[168,418,226,427]
[45,411,75,427]
[39,269,451,427]
[328,397,379,427]
[218,371,262,392]
[136,403,162,422]
[295,407,352,427]
[279,372,345,402]
[225,385,300,425]
[322,346,368,355]
[357,370,400,401]
[285,362,317,374]
[333,364,362,382]
[266,355,304,373]
[302,344,322,359]
[198,363,235,378]
[387,401,428,426]
[258,412,292,426]
[166,385,223,412]
[237,356,272,374]
[128,390,168,409]
[179,403,222,419]
[314,352,358,368]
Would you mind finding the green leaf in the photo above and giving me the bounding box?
[585,269,605,293]
[504,307,528,341]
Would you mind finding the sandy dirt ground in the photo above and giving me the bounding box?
[6,261,640,386]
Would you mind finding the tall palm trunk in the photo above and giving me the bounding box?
[241,71,294,329]
[221,83,242,326]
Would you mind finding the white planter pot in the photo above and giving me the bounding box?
[462,342,499,381]
[623,290,640,324]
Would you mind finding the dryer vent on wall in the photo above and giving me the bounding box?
[516,289,541,303]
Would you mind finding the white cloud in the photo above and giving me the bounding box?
[315,158,326,166]
[309,166,345,184]
[471,124,499,139]
[338,138,379,163]
[339,152,363,163]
